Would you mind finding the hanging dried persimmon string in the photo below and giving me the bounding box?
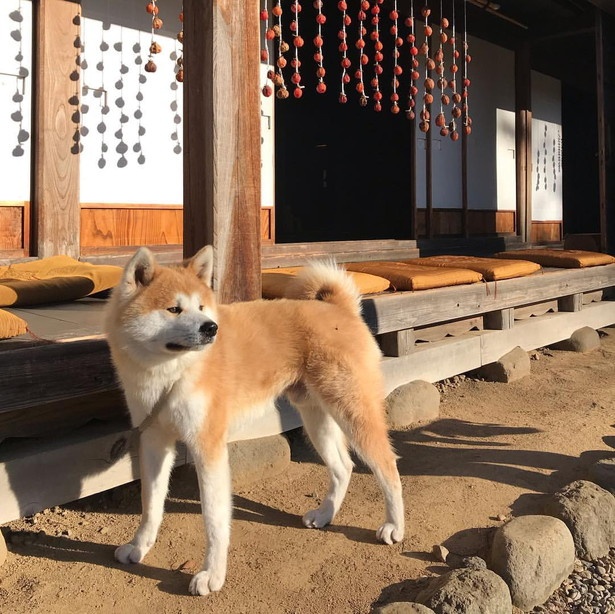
[449,0,461,141]
[405,2,418,120]
[355,1,368,107]
[289,0,304,99]
[176,6,184,82]
[390,0,402,114]
[260,2,274,96]
[338,0,351,103]
[371,0,384,112]
[144,0,162,73]
[435,0,448,135]
[313,0,326,93]
[419,3,431,133]
[462,0,472,135]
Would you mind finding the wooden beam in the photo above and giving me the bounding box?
[515,40,532,243]
[32,0,81,258]
[426,120,433,238]
[183,0,262,303]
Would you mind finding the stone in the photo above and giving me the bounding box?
[229,434,291,490]
[489,515,575,610]
[385,380,440,428]
[0,530,6,567]
[460,556,487,570]
[543,480,615,560]
[416,568,511,613]
[549,327,600,353]
[375,604,435,614]
[478,346,530,383]
[432,544,449,563]
[588,458,615,495]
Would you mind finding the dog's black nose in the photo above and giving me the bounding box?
[200,321,218,338]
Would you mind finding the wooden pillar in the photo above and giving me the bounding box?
[426,121,433,238]
[461,124,469,238]
[410,117,418,240]
[183,0,262,303]
[595,10,608,253]
[32,0,81,258]
[515,40,532,244]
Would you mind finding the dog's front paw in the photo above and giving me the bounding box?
[188,569,225,596]
[302,502,335,529]
[376,522,404,545]
[115,543,147,564]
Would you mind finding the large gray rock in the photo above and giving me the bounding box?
[490,515,575,610]
[550,327,600,353]
[478,346,530,383]
[588,458,615,495]
[375,603,435,614]
[543,480,615,560]
[0,530,6,567]
[416,568,511,614]
[385,380,440,428]
[228,434,290,490]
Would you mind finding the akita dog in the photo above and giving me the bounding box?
[104,246,404,596]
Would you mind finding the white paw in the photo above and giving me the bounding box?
[302,507,333,529]
[188,569,225,596]
[376,522,404,545]
[114,543,147,564]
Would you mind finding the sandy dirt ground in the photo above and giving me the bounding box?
[2,330,615,614]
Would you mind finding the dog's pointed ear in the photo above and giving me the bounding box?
[118,247,156,297]
[185,245,214,287]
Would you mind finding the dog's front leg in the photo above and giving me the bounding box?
[115,425,177,564]
[188,444,232,596]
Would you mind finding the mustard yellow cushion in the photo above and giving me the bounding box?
[0,309,27,339]
[344,261,483,291]
[0,256,123,306]
[262,266,391,299]
[495,249,615,269]
[408,255,541,281]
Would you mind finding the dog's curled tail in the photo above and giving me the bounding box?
[285,261,362,317]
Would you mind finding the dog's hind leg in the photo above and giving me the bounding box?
[115,425,177,564]
[295,400,354,529]
[188,443,232,596]
[317,390,405,545]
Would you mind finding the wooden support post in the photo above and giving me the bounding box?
[462,120,469,238]
[32,0,81,258]
[484,308,515,330]
[426,115,433,239]
[183,0,262,303]
[378,329,416,357]
[515,40,532,244]
[558,294,583,313]
[410,115,418,241]
[595,10,608,253]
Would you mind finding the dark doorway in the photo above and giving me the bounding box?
[274,8,415,243]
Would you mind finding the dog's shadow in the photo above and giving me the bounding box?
[6,530,190,596]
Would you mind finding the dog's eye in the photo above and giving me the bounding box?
[167,306,182,315]
[199,305,204,311]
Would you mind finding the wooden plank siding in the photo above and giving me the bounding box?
[416,209,516,237]
[31,0,81,258]
[0,202,29,256]
[183,0,262,303]
[531,220,563,243]
[80,204,183,252]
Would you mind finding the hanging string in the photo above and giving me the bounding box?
[338,0,351,103]
[177,6,184,82]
